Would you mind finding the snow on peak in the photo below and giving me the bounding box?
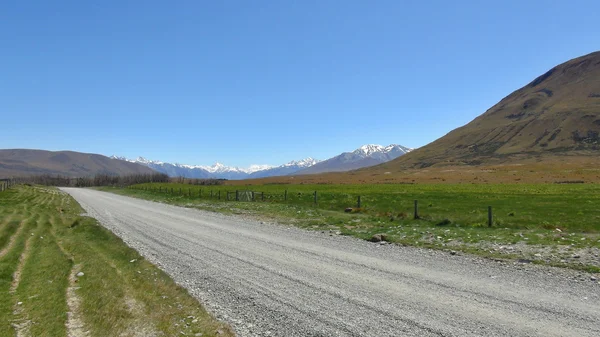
[246,164,275,173]
[198,162,274,174]
[385,144,413,154]
[354,144,386,156]
[110,155,129,161]
[199,162,232,173]
[352,144,413,157]
[111,155,163,165]
[283,157,320,168]
[137,157,167,165]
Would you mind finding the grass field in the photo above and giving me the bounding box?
[108,182,600,272]
[0,185,232,337]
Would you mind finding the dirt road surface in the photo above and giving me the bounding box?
[62,188,600,337]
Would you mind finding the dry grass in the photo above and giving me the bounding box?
[225,155,600,185]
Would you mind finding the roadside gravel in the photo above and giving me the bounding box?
[62,188,600,337]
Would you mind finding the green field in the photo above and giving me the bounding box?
[131,182,600,232]
[0,185,232,337]
[110,182,600,272]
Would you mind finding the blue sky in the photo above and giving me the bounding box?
[1,1,599,167]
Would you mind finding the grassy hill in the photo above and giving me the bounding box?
[0,149,155,177]
[379,51,600,170]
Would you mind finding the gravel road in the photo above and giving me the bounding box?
[62,188,600,337]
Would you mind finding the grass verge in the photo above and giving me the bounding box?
[0,185,233,337]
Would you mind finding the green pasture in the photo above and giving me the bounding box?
[131,183,600,233]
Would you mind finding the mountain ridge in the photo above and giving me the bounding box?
[0,149,155,177]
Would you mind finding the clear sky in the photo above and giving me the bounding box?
[1,1,599,167]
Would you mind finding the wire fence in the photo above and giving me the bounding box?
[128,185,498,227]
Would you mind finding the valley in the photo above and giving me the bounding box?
[3,2,600,336]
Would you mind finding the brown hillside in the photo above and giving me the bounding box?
[0,149,155,177]
[377,51,600,170]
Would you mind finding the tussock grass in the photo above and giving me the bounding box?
[0,185,233,337]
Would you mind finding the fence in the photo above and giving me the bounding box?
[128,185,497,227]
[0,179,13,192]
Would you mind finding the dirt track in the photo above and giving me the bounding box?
[63,188,600,337]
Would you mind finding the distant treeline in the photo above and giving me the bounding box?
[17,173,225,187]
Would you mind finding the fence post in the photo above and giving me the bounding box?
[218,191,221,200]
[252,191,255,202]
[488,206,493,227]
[284,189,287,201]
[188,188,191,197]
[357,195,361,208]
[210,190,213,198]
[171,188,173,194]
[314,191,317,204]
[261,192,264,201]
[200,189,202,197]
[414,200,419,220]
[236,190,239,201]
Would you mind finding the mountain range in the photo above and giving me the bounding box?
[113,144,411,179]
[110,156,317,180]
[295,144,412,175]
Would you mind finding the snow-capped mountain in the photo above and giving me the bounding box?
[111,144,411,179]
[248,158,320,178]
[198,162,274,175]
[294,144,412,175]
[111,156,308,179]
[112,156,213,179]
